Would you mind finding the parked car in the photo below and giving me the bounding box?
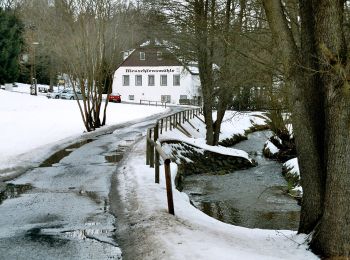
[61,90,83,100]
[108,93,121,103]
[38,86,49,93]
[47,89,68,99]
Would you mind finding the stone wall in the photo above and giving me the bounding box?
[161,141,255,190]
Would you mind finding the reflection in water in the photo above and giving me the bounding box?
[199,201,241,225]
[40,139,94,167]
[182,131,300,230]
[0,183,33,205]
[105,152,123,163]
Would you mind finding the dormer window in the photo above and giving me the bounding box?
[140,52,145,60]
[157,51,162,60]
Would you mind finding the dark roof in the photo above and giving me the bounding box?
[119,46,182,67]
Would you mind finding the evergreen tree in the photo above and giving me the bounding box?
[0,8,23,84]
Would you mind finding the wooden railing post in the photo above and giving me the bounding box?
[150,128,154,168]
[164,159,175,215]
[146,129,150,165]
[160,119,163,134]
[154,122,160,183]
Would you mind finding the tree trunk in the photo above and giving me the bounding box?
[194,0,216,145]
[296,0,326,234]
[262,0,325,234]
[309,0,350,256]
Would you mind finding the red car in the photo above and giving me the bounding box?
[108,93,121,103]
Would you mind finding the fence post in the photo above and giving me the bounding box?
[182,111,185,124]
[160,119,163,134]
[154,122,160,183]
[150,128,154,168]
[146,129,150,165]
[165,116,168,131]
[164,159,175,215]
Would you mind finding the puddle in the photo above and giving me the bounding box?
[105,152,124,163]
[39,139,94,167]
[26,226,68,247]
[104,145,128,163]
[85,191,101,204]
[0,183,33,205]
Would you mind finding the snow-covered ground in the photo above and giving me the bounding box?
[0,87,316,259]
[0,86,168,173]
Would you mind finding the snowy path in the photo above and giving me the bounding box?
[0,109,180,259]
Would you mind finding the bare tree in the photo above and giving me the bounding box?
[21,0,126,131]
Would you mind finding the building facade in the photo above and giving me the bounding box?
[112,43,201,105]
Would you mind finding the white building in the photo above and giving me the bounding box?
[112,42,202,105]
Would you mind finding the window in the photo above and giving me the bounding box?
[129,95,134,100]
[135,75,142,86]
[139,52,145,60]
[160,75,167,86]
[173,74,180,86]
[180,95,187,100]
[161,95,171,103]
[122,75,129,86]
[148,75,155,86]
[157,51,162,60]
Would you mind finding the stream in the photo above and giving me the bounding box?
[182,131,300,230]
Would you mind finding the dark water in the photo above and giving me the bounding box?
[39,139,94,167]
[0,183,33,205]
[182,131,300,230]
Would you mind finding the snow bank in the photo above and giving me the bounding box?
[159,111,267,162]
[264,140,280,155]
[283,158,302,197]
[219,111,267,141]
[159,130,250,160]
[284,158,300,177]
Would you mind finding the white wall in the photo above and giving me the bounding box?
[112,66,201,104]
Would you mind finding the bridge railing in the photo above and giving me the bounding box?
[140,99,168,108]
[145,107,203,215]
